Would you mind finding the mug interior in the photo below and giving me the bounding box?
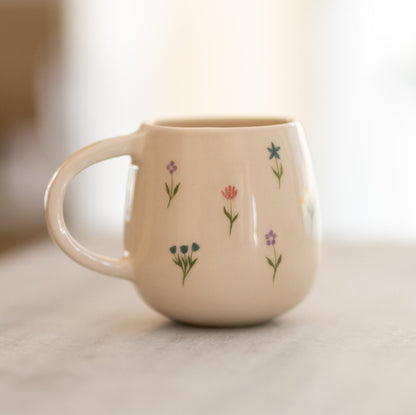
[151,117,293,128]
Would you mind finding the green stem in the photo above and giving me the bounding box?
[187,252,192,273]
[229,200,233,235]
[181,252,194,285]
[272,245,277,282]
[181,254,187,285]
[308,203,315,226]
[167,174,173,207]
[275,158,281,189]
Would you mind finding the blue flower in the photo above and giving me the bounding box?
[191,243,200,252]
[180,245,188,254]
[169,246,177,254]
[267,142,280,159]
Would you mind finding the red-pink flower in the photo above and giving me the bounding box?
[221,185,238,235]
[221,185,238,200]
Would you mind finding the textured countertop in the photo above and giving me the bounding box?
[1,237,415,415]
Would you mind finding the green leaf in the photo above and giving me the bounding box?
[276,254,282,268]
[280,163,283,176]
[265,257,274,267]
[231,213,239,223]
[272,168,280,179]
[178,256,185,270]
[173,182,181,196]
[189,257,198,268]
[165,182,170,196]
[223,206,232,220]
[172,254,182,267]
[182,255,188,270]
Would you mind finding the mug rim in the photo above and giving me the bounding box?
[143,116,296,130]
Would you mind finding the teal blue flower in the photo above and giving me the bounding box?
[191,243,200,252]
[169,246,177,254]
[267,142,280,159]
[180,245,188,254]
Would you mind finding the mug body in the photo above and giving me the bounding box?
[125,118,321,326]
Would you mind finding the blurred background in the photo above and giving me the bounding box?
[1,0,415,251]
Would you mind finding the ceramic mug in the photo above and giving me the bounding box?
[45,117,321,326]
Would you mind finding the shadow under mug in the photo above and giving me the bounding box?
[45,117,321,327]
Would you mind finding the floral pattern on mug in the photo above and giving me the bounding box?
[267,142,283,188]
[265,230,282,283]
[165,160,180,207]
[301,187,315,227]
[170,242,200,285]
[221,185,239,235]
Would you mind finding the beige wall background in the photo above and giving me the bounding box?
[62,0,322,238]
[4,0,413,245]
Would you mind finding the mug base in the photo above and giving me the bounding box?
[171,316,275,328]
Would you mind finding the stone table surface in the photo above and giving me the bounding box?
[0,237,415,415]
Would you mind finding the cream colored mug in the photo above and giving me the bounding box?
[45,117,321,326]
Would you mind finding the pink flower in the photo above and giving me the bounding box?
[221,185,238,200]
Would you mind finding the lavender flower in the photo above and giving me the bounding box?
[166,160,178,175]
[265,229,282,283]
[265,230,277,245]
[165,160,180,207]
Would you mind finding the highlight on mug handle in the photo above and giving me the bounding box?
[44,133,139,281]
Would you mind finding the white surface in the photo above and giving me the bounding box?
[62,0,416,241]
[317,0,416,241]
[1,237,415,414]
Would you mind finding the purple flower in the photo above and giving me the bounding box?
[265,229,277,245]
[166,160,178,175]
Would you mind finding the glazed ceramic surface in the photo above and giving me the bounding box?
[45,118,321,326]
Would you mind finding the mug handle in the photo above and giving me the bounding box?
[44,132,139,281]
